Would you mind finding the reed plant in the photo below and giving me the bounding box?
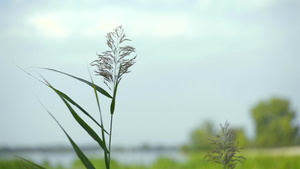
[19,26,137,169]
[205,121,246,169]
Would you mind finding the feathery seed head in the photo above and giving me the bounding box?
[91,26,137,90]
[205,121,246,169]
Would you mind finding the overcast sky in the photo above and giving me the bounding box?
[1,0,300,148]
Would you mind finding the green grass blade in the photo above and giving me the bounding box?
[52,88,109,135]
[44,109,96,169]
[40,67,112,99]
[110,65,121,115]
[16,156,46,169]
[88,70,110,169]
[59,95,108,153]
[19,66,109,135]
[42,80,108,153]
[16,65,47,86]
[110,81,119,115]
[94,83,111,169]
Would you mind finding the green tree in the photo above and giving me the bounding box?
[189,121,215,150]
[251,97,299,147]
[233,128,249,148]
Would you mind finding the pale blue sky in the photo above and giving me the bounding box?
[1,0,300,147]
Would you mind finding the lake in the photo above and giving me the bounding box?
[0,149,187,167]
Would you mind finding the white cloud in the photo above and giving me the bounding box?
[24,7,194,40]
[197,0,274,11]
[238,0,273,10]
[28,14,71,39]
[197,0,213,9]
[17,0,279,40]
[136,0,187,4]
[24,9,121,39]
[129,13,194,38]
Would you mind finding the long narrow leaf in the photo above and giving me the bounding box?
[53,88,109,135]
[88,69,110,169]
[110,64,122,115]
[39,67,112,99]
[94,82,110,169]
[59,95,108,153]
[43,80,108,153]
[18,66,109,135]
[43,108,96,169]
[16,65,47,86]
[110,81,119,115]
[16,156,46,169]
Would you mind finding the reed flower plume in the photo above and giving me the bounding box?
[91,26,137,91]
[90,25,137,168]
[20,26,137,169]
[205,121,245,169]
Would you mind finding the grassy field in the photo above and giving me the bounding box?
[1,148,300,169]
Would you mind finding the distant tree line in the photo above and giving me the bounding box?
[182,97,300,151]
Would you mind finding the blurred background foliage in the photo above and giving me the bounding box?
[182,97,300,151]
[1,97,299,169]
[252,98,299,147]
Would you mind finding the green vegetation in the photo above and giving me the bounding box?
[20,26,137,169]
[183,97,300,150]
[205,121,245,169]
[187,153,300,169]
[0,159,63,169]
[16,24,299,168]
[183,121,215,151]
[232,128,249,149]
[2,152,299,169]
[183,120,251,151]
[251,98,300,147]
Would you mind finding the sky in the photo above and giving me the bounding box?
[0,0,300,148]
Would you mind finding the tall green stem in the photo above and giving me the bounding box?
[108,114,114,163]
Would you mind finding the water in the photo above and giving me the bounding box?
[0,149,187,167]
